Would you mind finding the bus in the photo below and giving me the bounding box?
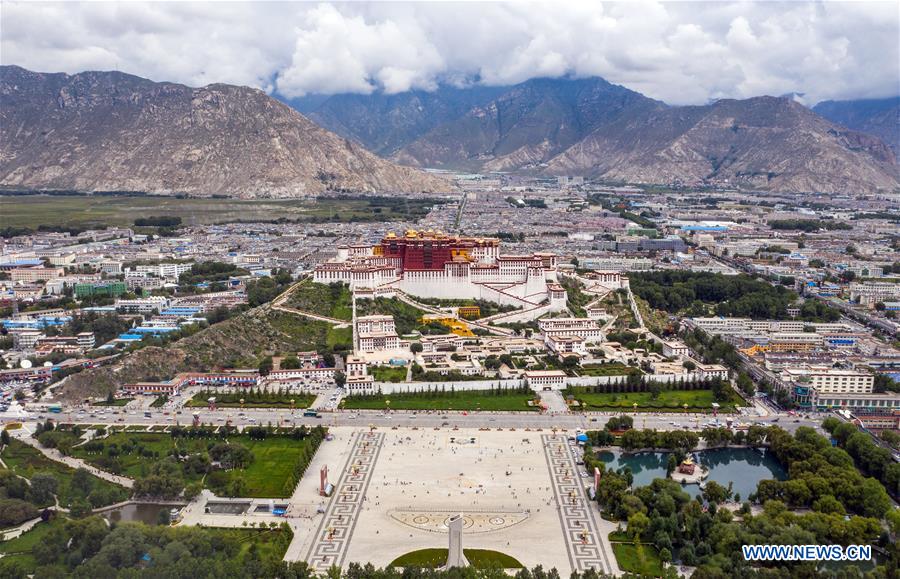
[303,409,320,418]
[48,404,62,414]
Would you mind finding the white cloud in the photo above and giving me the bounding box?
[1,1,897,105]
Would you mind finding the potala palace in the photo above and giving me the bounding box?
[313,229,571,318]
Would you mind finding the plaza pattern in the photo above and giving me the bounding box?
[542,434,612,573]
[306,430,385,571]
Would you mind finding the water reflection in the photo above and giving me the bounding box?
[596,447,787,499]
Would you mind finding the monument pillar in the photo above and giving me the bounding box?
[445,514,469,568]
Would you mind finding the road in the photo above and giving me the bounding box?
[23,405,824,434]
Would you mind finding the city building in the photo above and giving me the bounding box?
[9,266,64,283]
[524,370,567,390]
[74,281,127,298]
[356,315,401,353]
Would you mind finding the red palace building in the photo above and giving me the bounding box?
[373,230,500,270]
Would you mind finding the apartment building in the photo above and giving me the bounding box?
[849,281,900,306]
[10,266,64,283]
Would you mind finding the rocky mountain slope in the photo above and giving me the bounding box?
[547,96,898,194]
[294,76,897,194]
[0,66,451,197]
[392,77,665,173]
[813,97,899,156]
[288,84,507,156]
[59,302,341,399]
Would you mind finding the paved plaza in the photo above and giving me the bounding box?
[290,427,618,574]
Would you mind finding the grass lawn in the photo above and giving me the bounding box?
[371,365,407,383]
[231,437,313,497]
[0,441,130,508]
[343,389,539,412]
[390,548,523,568]
[68,431,320,497]
[185,391,316,409]
[150,395,169,408]
[578,363,642,377]
[0,517,68,573]
[91,398,134,407]
[572,389,740,412]
[611,542,665,576]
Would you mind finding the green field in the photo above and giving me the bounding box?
[68,431,321,497]
[390,548,523,568]
[572,388,740,412]
[370,365,408,383]
[578,363,642,377]
[90,397,134,407]
[0,194,443,231]
[610,541,665,576]
[343,388,538,411]
[185,391,316,409]
[1,440,130,508]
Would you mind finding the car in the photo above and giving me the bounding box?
[442,422,449,426]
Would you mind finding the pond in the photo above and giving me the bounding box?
[595,447,787,499]
[102,503,183,525]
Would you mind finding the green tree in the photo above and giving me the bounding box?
[28,473,58,506]
[627,511,650,543]
[702,480,730,504]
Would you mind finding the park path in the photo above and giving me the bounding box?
[0,516,42,541]
[539,390,569,413]
[20,436,134,489]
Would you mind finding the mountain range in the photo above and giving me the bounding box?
[813,97,900,156]
[301,78,899,194]
[0,66,451,197]
[1,65,897,196]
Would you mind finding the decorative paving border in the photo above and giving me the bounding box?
[387,508,530,534]
[541,434,611,573]
[306,431,385,571]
